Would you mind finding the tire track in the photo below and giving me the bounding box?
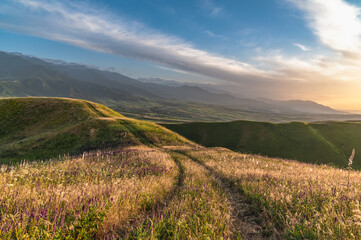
[177,150,270,240]
[117,150,185,238]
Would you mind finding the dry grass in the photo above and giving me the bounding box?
[186,148,361,239]
[3,142,361,239]
[0,146,177,239]
[127,151,232,239]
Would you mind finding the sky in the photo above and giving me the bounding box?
[1,0,361,110]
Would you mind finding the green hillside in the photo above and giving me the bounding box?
[164,120,361,169]
[3,98,361,239]
[0,97,190,163]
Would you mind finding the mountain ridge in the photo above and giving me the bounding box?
[0,50,343,116]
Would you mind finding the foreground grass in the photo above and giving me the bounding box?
[4,144,361,239]
[0,145,238,239]
[186,148,361,239]
[127,151,232,239]
[0,146,177,239]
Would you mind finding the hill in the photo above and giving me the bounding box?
[0,97,190,163]
[164,120,361,169]
[1,97,361,239]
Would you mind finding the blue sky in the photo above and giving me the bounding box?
[0,0,314,75]
[1,0,361,109]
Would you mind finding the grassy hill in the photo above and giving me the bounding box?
[164,120,361,169]
[2,97,361,239]
[0,97,190,163]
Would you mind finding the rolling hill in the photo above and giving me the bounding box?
[0,97,190,163]
[1,97,361,239]
[164,120,361,169]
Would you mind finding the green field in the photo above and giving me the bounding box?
[164,120,361,169]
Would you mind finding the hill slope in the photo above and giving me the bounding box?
[0,97,191,163]
[2,98,361,239]
[164,120,361,168]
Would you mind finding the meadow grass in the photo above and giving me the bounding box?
[3,144,361,239]
[186,148,361,239]
[0,146,178,239]
[126,151,232,239]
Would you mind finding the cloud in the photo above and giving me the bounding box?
[288,0,361,57]
[204,30,227,40]
[0,0,270,84]
[293,43,310,51]
[204,30,216,37]
[200,0,223,17]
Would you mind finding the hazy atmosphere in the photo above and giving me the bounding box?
[2,0,361,110]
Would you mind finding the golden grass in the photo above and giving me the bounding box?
[0,146,178,239]
[126,151,232,239]
[3,137,361,238]
[186,148,361,239]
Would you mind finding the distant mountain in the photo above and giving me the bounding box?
[115,76,344,115]
[138,77,184,87]
[265,99,344,114]
[6,52,158,99]
[0,51,139,102]
[0,50,344,116]
[138,77,227,94]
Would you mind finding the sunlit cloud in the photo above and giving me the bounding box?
[288,0,361,57]
[293,43,310,51]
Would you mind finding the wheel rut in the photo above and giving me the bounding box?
[178,150,269,240]
[118,150,185,237]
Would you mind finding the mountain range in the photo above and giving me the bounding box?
[0,50,353,122]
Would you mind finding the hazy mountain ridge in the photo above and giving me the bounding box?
[0,50,344,116]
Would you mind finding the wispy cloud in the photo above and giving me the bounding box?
[204,30,227,40]
[200,0,223,17]
[204,30,216,37]
[0,0,268,84]
[293,43,310,51]
[288,0,361,57]
[0,0,280,90]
